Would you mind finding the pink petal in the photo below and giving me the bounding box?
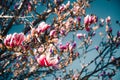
[59,45,67,50]
[106,16,111,23]
[84,15,89,25]
[18,33,25,45]
[4,34,12,46]
[85,26,90,32]
[76,33,84,39]
[28,3,31,11]
[50,30,56,37]
[37,55,46,66]
[89,16,93,24]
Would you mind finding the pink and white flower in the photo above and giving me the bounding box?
[59,4,65,12]
[59,42,70,50]
[49,30,56,37]
[60,27,66,36]
[84,15,93,25]
[4,34,12,47]
[28,3,32,12]
[37,22,50,33]
[76,33,86,39]
[4,33,25,48]
[59,44,68,50]
[65,1,70,9]
[106,16,111,24]
[69,42,76,51]
[36,53,60,67]
[84,15,97,31]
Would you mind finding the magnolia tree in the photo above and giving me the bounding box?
[0,0,120,80]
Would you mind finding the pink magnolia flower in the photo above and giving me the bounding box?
[4,34,12,47]
[85,26,90,32]
[84,15,91,25]
[50,30,56,37]
[59,4,65,12]
[84,15,97,31]
[106,16,111,24]
[99,18,104,26]
[69,42,76,51]
[84,15,96,25]
[9,33,17,47]
[59,44,68,50]
[92,15,98,23]
[76,33,86,39]
[37,22,50,33]
[59,1,70,13]
[13,33,25,46]
[73,73,79,80]
[59,42,70,50]
[36,54,46,66]
[77,16,81,22]
[111,56,115,62]
[65,1,70,9]
[65,21,72,30]
[60,27,66,36]
[4,33,25,48]
[36,53,60,67]
[73,5,80,14]
[28,3,32,12]
[95,46,99,51]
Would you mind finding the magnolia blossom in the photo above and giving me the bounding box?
[77,16,81,22]
[37,22,50,33]
[65,1,70,9]
[84,15,97,31]
[49,30,56,37]
[59,1,70,12]
[72,73,79,80]
[4,33,25,48]
[84,15,93,25]
[28,3,32,12]
[59,44,68,50]
[59,42,70,50]
[111,56,115,62]
[73,5,80,14]
[95,46,99,51]
[4,34,12,47]
[60,27,66,36]
[36,53,60,67]
[106,16,111,24]
[85,26,90,32]
[69,42,76,51]
[59,4,65,12]
[99,18,104,26]
[76,33,86,39]
[65,21,72,30]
